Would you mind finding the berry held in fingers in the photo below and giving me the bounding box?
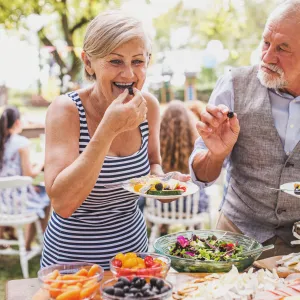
[128,86,134,95]
[227,111,234,119]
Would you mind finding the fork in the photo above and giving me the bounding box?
[265,186,294,192]
[103,172,175,189]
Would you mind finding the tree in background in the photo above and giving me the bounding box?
[153,0,279,69]
[0,0,280,96]
[0,0,119,90]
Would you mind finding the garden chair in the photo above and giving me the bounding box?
[144,191,213,251]
[0,176,44,278]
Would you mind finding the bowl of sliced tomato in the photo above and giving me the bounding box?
[110,252,171,279]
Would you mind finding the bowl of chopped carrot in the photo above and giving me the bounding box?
[38,262,104,300]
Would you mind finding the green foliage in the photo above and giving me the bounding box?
[153,1,186,52]
[152,0,278,67]
[0,0,119,87]
[0,255,41,299]
[0,0,280,88]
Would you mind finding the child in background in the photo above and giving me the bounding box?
[159,100,209,234]
[0,106,50,251]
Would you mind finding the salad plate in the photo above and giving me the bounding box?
[280,182,300,198]
[123,180,199,200]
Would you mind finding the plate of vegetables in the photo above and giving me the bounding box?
[280,182,300,198]
[123,176,199,199]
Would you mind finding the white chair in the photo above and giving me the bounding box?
[0,176,44,278]
[144,191,212,251]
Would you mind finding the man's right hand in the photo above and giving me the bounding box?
[196,104,240,159]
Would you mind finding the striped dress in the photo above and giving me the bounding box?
[41,91,150,269]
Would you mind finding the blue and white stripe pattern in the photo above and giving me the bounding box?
[41,91,150,269]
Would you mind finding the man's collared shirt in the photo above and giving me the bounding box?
[189,72,300,188]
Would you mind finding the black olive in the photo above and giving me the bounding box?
[150,277,157,286]
[155,183,163,191]
[133,278,143,289]
[123,286,130,293]
[114,288,125,297]
[114,281,124,288]
[135,292,144,297]
[119,276,131,286]
[103,287,115,295]
[132,276,140,282]
[155,279,164,289]
[139,278,146,286]
[227,111,234,118]
[141,284,151,293]
[129,287,140,294]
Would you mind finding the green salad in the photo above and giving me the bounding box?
[169,234,244,261]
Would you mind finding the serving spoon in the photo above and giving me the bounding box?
[239,244,274,257]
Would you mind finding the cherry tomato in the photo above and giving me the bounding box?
[112,259,122,268]
[177,185,187,192]
[144,256,154,268]
[123,257,138,268]
[115,253,125,262]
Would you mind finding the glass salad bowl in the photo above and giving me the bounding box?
[153,230,265,273]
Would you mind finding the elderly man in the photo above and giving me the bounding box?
[190,0,300,258]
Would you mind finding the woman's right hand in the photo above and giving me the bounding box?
[196,104,240,160]
[102,88,148,135]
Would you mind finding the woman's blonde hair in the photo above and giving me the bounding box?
[83,10,152,81]
[160,100,197,174]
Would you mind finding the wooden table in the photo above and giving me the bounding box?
[6,271,208,300]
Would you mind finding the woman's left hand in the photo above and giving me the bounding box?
[171,171,191,182]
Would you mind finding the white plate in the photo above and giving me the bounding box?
[123,181,199,200]
[280,182,300,199]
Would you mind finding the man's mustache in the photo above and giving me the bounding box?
[260,62,284,75]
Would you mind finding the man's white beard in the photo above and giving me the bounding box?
[257,63,288,89]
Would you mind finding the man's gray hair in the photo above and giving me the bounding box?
[268,0,300,23]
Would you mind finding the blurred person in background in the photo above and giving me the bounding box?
[158,100,209,234]
[0,106,50,251]
[190,0,300,257]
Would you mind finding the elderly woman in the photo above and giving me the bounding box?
[41,10,189,269]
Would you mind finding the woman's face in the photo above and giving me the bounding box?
[90,38,149,102]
